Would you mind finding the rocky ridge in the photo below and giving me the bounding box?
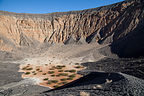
[0,0,144,57]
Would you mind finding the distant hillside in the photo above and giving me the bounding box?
[0,0,144,57]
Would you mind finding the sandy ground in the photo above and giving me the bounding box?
[0,43,107,95]
[16,43,106,88]
[17,43,106,66]
[17,43,105,88]
[0,43,144,96]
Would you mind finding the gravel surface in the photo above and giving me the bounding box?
[0,44,144,96]
[0,61,49,96]
[42,72,144,96]
[42,57,144,96]
[81,57,144,79]
[0,62,22,87]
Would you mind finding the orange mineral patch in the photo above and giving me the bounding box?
[19,63,85,89]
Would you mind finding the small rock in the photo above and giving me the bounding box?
[93,85,103,89]
[80,91,90,96]
[105,79,112,84]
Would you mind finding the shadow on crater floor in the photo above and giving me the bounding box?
[43,72,125,93]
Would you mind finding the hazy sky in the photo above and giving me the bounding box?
[0,0,124,14]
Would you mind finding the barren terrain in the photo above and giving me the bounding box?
[0,0,144,96]
[0,43,107,96]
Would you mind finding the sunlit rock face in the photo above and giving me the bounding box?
[0,0,144,57]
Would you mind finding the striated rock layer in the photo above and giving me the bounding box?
[0,0,144,57]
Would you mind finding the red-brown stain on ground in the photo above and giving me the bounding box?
[19,64,85,89]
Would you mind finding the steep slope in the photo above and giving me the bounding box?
[0,0,144,57]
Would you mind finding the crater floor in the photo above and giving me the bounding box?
[0,43,144,96]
